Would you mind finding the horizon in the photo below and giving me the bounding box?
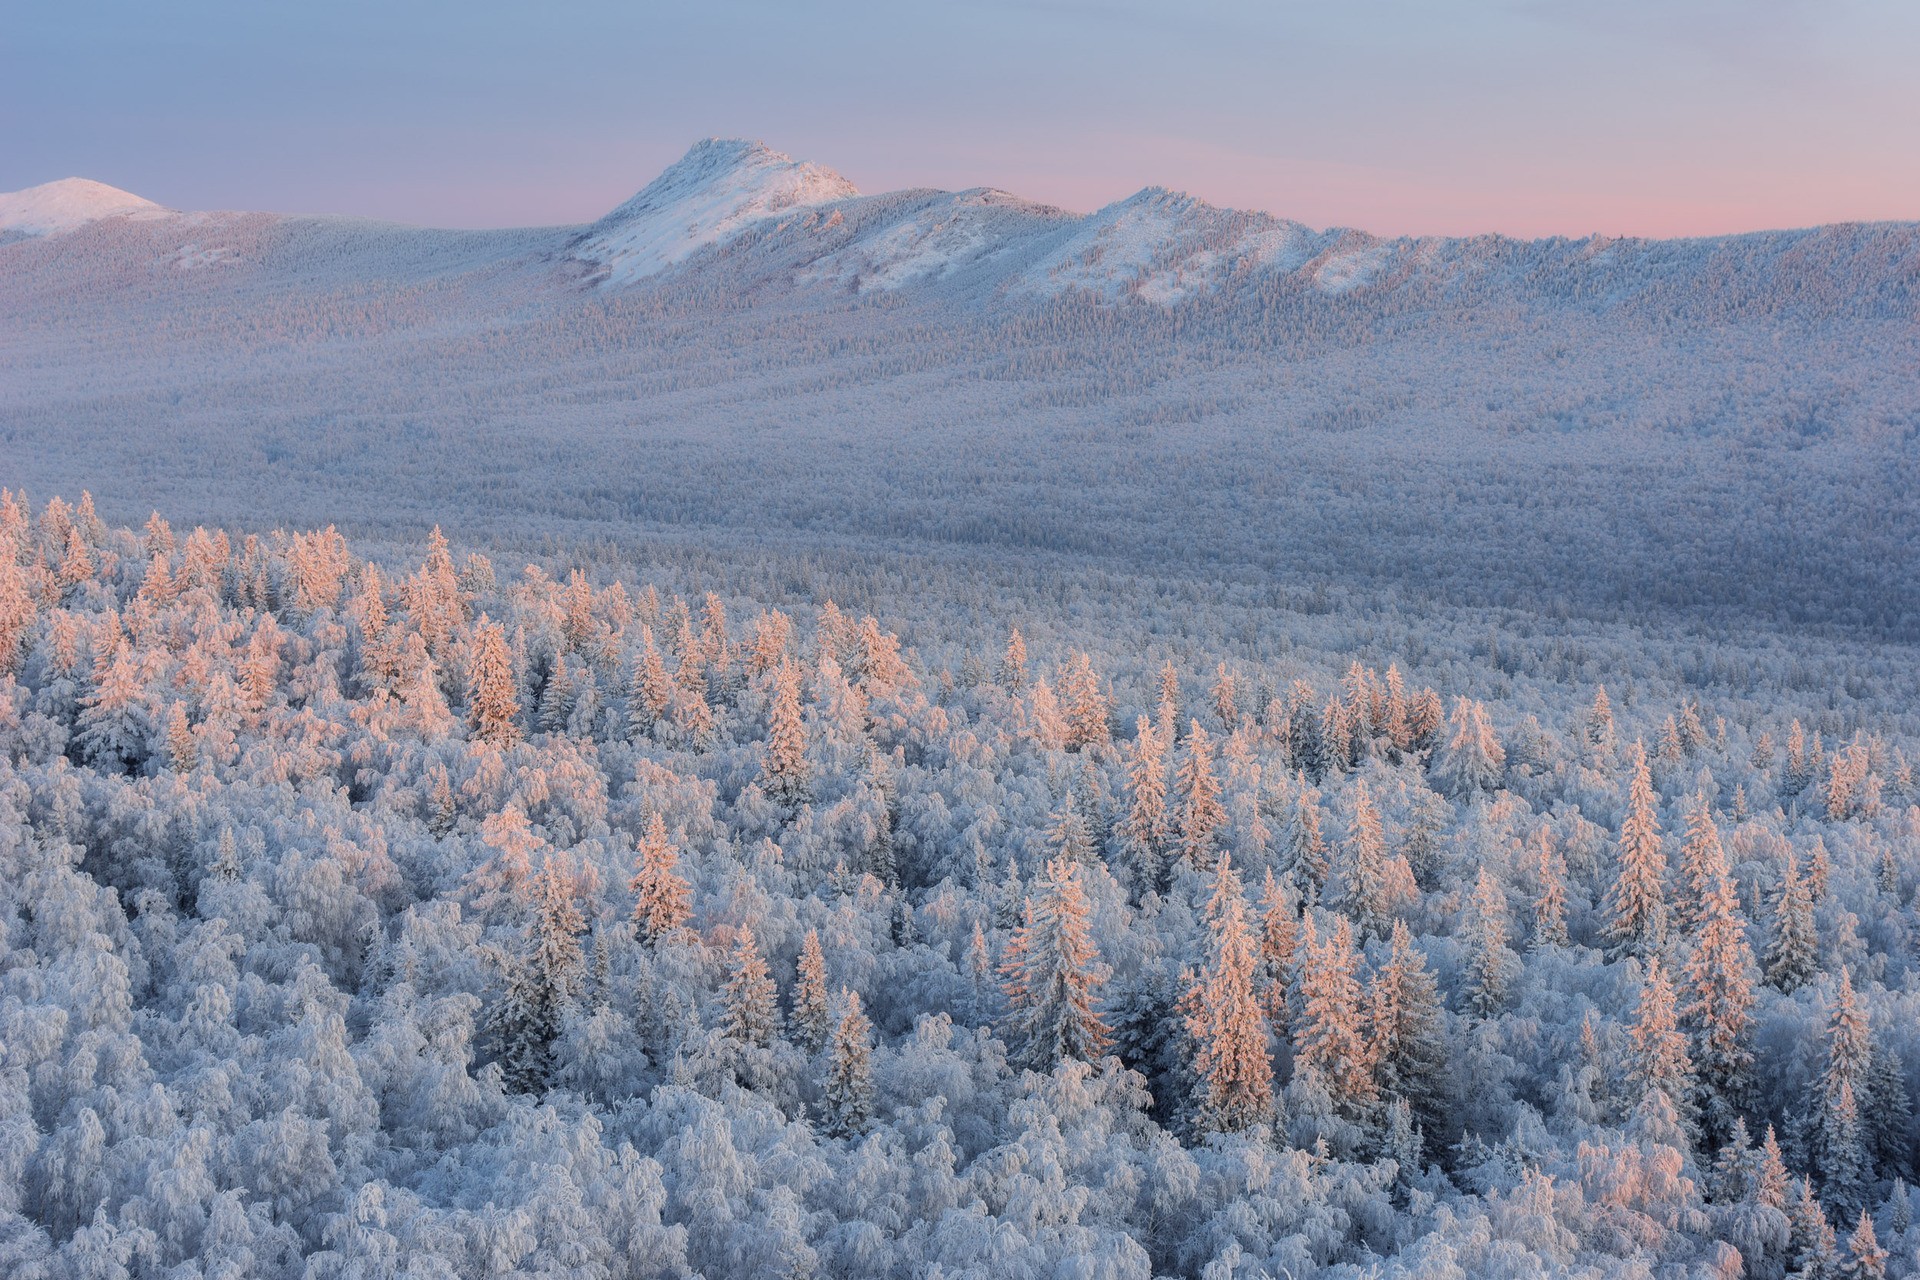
[8,134,1918,245]
[7,1,1919,240]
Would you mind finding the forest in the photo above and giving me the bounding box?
[0,490,1914,1278]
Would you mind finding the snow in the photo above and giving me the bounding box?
[0,177,166,236]
[577,138,859,284]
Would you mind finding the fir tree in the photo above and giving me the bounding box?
[1367,918,1449,1146]
[1434,696,1505,798]
[721,926,779,1049]
[1531,826,1570,949]
[628,625,673,736]
[490,854,586,1093]
[762,657,810,809]
[1817,970,1874,1217]
[1462,866,1514,1018]
[1292,913,1377,1120]
[1117,716,1170,895]
[1287,785,1331,901]
[629,813,691,945]
[823,989,875,1137]
[1210,662,1240,734]
[1844,1211,1888,1280]
[1174,722,1226,873]
[1337,781,1393,937]
[1603,742,1669,962]
[163,701,197,773]
[1679,800,1758,1148]
[1061,651,1109,752]
[1628,959,1696,1135]
[1788,1176,1839,1279]
[1764,850,1819,993]
[999,626,1027,693]
[792,928,832,1054]
[466,614,521,749]
[1000,856,1111,1069]
[1586,685,1616,753]
[1184,854,1275,1134]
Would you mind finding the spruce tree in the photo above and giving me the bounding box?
[1292,913,1376,1120]
[1184,854,1274,1134]
[1604,742,1669,961]
[490,854,586,1093]
[823,989,875,1137]
[1000,857,1111,1069]
[1175,722,1226,874]
[721,926,779,1049]
[792,929,831,1053]
[1435,697,1505,798]
[1844,1211,1888,1280]
[1462,866,1514,1019]
[1061,651,1109,752]
[1337,781,1393,937]
[1817,970,1874,1217]
[999,627,1028,693]
[466,615,521,749]
[1679,801,1758,1148]
[1366,918,1449,1145]
[1117,716,1170,895]
[629,813,691,945]
[1764,850,1819,993]
[1628,959,1696,1135]
[1257,869,1301,1027]
[1531,826,1570,949]
[1287,785,1331,901]
[762,657,810,809]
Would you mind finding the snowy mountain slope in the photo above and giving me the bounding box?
[0,177,166,239]
[575,138,859,285]
[4,138,1920,636]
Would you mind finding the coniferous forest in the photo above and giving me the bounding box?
[0,492,1915,1279]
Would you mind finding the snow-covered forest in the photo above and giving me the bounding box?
[0,493,1915,1279]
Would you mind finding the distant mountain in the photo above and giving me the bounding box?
[2,139,1917,635]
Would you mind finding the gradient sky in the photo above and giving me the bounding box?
[6,0,1918,238]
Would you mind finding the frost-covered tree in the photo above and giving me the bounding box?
[1677,801,1756,1147]
[1530,827,1570,949]
[1184,854,1274,1134]
[721,926,779,1049]
[1603,743,1669,961]
[1764,849,1819,993]
[1628,959,1695,1135]
[999,626,1027,693]
[792,928,832,1054]
[1174,721,1226,873]
[466,614,521,748]
[490,854,587,1092]
[1817,970,1874,1217]
[1336,781,1394,937]
[1292,913,1376,1120]
[823,989,875,1137]
[1116,716,1170,894]
[1433,696,1504,797]
[1000,857,1110,1069]
[1461,866,1514,1018]
[762,657,810,809]
[1061,651,1109,752]
[629,813,691,945]
[1366,919,1449,1146]
[1287,785,1331,901]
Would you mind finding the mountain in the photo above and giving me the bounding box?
[2,138,1918,636]
[0,176,165,239]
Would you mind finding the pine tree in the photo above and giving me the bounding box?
[1679,801,1758,1148]
[1175,722,1226,873]
[1628,959,1696,1134]
[1462,866,1514,1018]
[76,648,148,772]
[1045,796,1096,867]
[1367,918,1449,1145]
[628,626,673,737]
[1603,743,1669,961]
[0,545,34,674]
[1155,660,1180,747]
[1292,913,1376,1120]
[1677,795,1730,931]
[466,614,521,748]
[1210,662,1240,733]
[1117,716,1170,895]
[1531,826,1570,949]
[1764,850,1819,993]
[629,813,691,945]
[1866,1041,1913,1179]
[721,926,779,1049]
[823,989,875,1137]
[1184,854,1274,1133]
[1586,685,1616,753]
[792,929,831,1053]
[1000,856,1111,1069]
[490,854,586,1093]
[762,658,810,809]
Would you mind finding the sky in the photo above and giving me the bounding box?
[5,0,1918,239]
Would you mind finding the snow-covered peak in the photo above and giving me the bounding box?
[579,139,859,284]
[0,177,167,237]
